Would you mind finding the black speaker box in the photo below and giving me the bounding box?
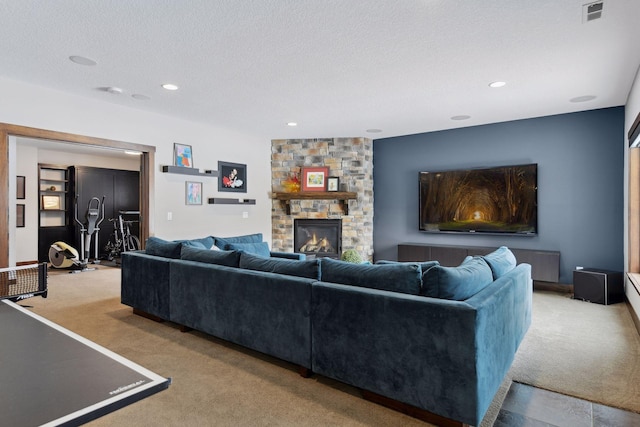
[573,268,624,305]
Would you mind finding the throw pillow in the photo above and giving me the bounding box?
[239,252,320,280]
[175,236,215,250]
[145,236,182,259]
[226,241,271,257]
[214,233,263,249]
[320,257,422,295]
[482,246,517,279]
[180,245,240,267]
[422,256,494,300]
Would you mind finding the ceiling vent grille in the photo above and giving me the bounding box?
[583,1,603,23]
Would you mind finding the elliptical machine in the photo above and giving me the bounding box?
[74,195,105,271]
[48,195,105,273]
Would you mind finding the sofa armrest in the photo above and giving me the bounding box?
[270,251,306,260]
[121,251,171,320]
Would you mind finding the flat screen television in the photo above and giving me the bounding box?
[419,164,537,235]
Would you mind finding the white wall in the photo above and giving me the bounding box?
[1,76,273,261]
[624,65,640,324]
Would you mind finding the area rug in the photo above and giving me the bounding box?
[509,290,640,413]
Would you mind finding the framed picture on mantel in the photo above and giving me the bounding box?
[301,167,329,192]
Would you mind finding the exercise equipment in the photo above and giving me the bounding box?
[48,195,105,272]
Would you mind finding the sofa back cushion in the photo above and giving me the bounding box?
[174,236,215,250]
[226,241,271,257]
[376,259,440,273]
[239,252,321,280]
[214,233,263,249]
[320,257,422,295]
[145,236,182,259]
[180,245,241,267]
[482,246,517,279]
[422,256,494,300]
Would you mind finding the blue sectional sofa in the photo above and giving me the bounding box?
[121,235,532,427]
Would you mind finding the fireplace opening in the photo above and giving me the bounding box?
[294,219,341,259]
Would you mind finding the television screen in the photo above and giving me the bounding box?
[419,164,537,235]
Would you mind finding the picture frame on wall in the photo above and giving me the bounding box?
[186,181,203,205]
[42,195,60,210]
[17,176,25,199]
[16,204,25,227]
[174,143,193,168]
[301,167,329,192]
[327,176,340,192]
[218,161,247,193]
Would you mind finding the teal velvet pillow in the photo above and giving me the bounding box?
[214,233,263,249]
[482,246,517,279]
[145,236,182,259]
[320,257,422,295]
[180,240,207,249]
[239,252,320,280]
[180,245,240,267]
[422,256,494,300]
[226,241,271,257]
[376,259,440,272]
[175,236,215,250]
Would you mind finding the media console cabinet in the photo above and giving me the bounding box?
[398,243,560,283]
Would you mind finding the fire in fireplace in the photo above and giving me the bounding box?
[294,219,341,259]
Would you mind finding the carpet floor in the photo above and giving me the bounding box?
[24,267,640,425]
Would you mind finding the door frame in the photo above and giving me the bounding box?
[0,122,155,267]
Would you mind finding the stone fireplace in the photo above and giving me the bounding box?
[294,219,341,259]
[271,137,373,261]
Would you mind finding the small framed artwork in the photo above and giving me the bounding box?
[16,204,25,227]
[218,161,247,193]
[301,167,329,192]
[327,176,340,192]
[17,176,25,199]
[186,181,203,205]
[42,195,61,210]
[174,143,193,168]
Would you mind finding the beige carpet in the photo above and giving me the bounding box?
[509,290,640,414]
[29,267,509,426]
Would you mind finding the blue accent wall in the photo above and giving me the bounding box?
[373,107,624,284]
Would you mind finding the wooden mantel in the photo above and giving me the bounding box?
[272,191,357,215]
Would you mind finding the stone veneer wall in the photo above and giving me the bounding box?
[271,137,373,260]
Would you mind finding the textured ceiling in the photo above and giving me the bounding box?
[1,0,639,141]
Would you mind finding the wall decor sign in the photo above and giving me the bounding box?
[174,143,193,168]
[16,176,25,199]
[327,176,340,192]
[218,161,247,193]
[301,167,329,192]
[42,195,60,210]
[16,204,25,227]
[186,181,203,205]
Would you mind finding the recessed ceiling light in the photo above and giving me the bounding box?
[366,129,383,133]
[489,81,506,88]
[105,86,123,94]
[132,94,151,101]
[286,122,298,127]
[570,95,597,103]
[162,83,179,91]
[69,55,97,66]
[451,115,471,121]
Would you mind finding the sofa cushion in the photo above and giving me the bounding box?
[422,256,494,300]
[320,257,422,295]
[239,252,320,280]
[175,236,215,250]
[180,245,240,267]
[482,246,517,279]
[376,259,440,273]
[145,236,182,259]
[214,233,263,249]
[226,241,271,257]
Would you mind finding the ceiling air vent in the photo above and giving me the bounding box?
[583,1,603,23]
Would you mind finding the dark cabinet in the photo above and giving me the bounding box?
[38,164,73,262]
[73,166,140,259]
